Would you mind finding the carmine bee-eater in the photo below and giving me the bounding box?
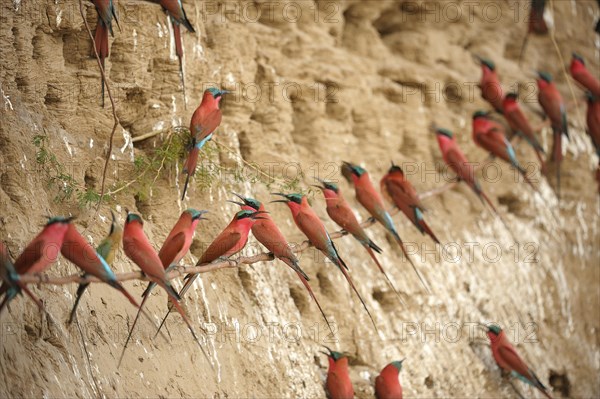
[61,221,156,325]
[123,212,209,362]
[91,0,120,107]
[155,209,264,337]
[537,71,569,198]
[503,93,546,169]
[380,163,440,244]
[475,56,504,113]
[0,242,45,314]
[342,162,430,294]
[67,211,122,323]
[375,360,405,399]
[119,209,207,366]
[312,180,404,303]
[153,0,195,105]
[434,128,500,213]
[472,111,538,190]
[228,193,334,333]
[321,346,354,399]
[519,0,548,64]
[0,217,73,312]
[570,53,600,97]
[484,324,553,399]
[181,87,229,200]
[586,92,600,156]
[272,192,378,330]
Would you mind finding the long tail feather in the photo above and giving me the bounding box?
[154,273,196,339]
[172,20,187,109]
[363,245,406,306]
[117,293,151,368]
[295,271,334,335]
[335,257,378,333]
[68,282,90,324]
[518,33,530,66]
[418,219,441,244]
[181,172,191,201]
[391,231,431,294]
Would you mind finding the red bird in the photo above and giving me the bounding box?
[380,163,440,244]
[322,347,354,399]
[434,128,499,213]
[155,0,195,105]
[485,324,553,399]
[503,93,546,169]
[537,72,569,198]
[272,193,378,331]
[475,57,504,113]
[375,360,405,399]
[181,87,228,200]
[313,181,404,303]
[228,193,334,332]
[0,217,72,312]
[122,212,209,361]
[91,0,120,107]
[156,209,263,336]
[472,111,537,190]
[342,162,430,294]
[119,209,207,366]
[586,92,600,157]
[570,53,600,97]
[0,241,45,314]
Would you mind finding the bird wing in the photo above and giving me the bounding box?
[192,108,223,140]
[474,128,512,163]
[124,236,165,280]
[199,230,243,264]
[385,178,422,210]
[497,344,533,380]
[158,231,186,268]
[13,239,43,274]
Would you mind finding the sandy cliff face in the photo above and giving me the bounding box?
[0,0,599,397]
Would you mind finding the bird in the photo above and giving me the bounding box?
[181,87,229,200]
[228,193,334,333]
[0,241,45,314]
[536,71,569,198]
[475,56,504,113]
[119,209,207,366]
[380,163,440,244]
[472,111,538,190]
[586,92,600,156]
[434,127,500,214]
[61,219,154,324]
[570,53,600,97]
[484,324,553,399]
[271,192,378,331]
[67,211,123,323]
[519,0,548,64]
[312,180,405,304]
[375,360,405,399]
[502,93,546,170]
[0,216,73,313]
[155,209,264,337]
[342,162,431,294]
[122,212,210,364]
[91,0,120,107]
[321,346,354,399]
[154,0,196,106]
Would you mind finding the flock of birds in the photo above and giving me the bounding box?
[1,0,599,398]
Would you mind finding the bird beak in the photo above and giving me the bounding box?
[476,322,489,332]
[472,54,483,64]
[310,184,324,190]
[110,210,117,223]
[194,210,209,221]
[231,192,246,201]
[221,90,231,95]
[65,216,76,223]
[319,350,330,357]
[227,200,246,207]
[250,211,269,220]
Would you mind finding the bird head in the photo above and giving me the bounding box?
[206,87,229,99]
[125,213,143,226]
[229,192,262,211]
[390,359,405,372]
[475,55,496,71]
[388,161,404,175]
[434,127,454,139]
[536,71,553,83]
[235,210,267,221]
[270,193,303,213]
[186,209,209,221]
[472,110,490,120]
[342,162,366,184]
[320,345,346,361]
[46,216,75,226]
[505,92,518,101]
[572,52,585,65]
[585,91,597,103]
[312,178,339,193]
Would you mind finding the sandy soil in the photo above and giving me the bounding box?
[0,0,599,397]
